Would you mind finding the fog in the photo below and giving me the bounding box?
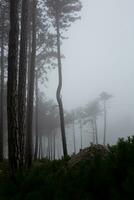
[44,0,134,146]
[2,0,134,196]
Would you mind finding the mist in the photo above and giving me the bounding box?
[1,0,134,198]
[45,0,134,146]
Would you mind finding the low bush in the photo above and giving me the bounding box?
[0,136,134,200]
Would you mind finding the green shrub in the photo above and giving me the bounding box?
[1,136,134,199]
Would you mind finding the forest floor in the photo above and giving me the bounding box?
[0,137,134,200]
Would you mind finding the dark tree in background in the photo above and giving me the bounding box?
[46,0,82,157]
[0,2,5,161]
[33,0,57,160]
[34,71,39,160]
[100,92,113,146]
[26,0,37,167]
[84,99,101,145]
[7,0,20,176]
[75,107,84,150]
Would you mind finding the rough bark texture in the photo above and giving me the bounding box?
[25,0,37,167]
[7,0,20,176]
[56,16,67,157]
[18,0,29,168]
[0,8,5,161]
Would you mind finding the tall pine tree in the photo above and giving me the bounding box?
[7,0,20,176]
[46,0,82,156]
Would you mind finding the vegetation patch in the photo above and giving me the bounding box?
[0,137,134,199]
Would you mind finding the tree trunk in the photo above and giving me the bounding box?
[34,71,39,160]
[7,0,20,176]
[94,117,98,145]
[39,133,43,159]
[0,8,5,161]
[72,112,76,154]
[103,100,107,146]
[18,0,29,169]
[50,133,53,160]
[91,119,95,144]
[47,135,50,159]
[25,0,37,167]
[27,0,32,91]
[79,119,83,150]
[56,15,67,157]
[53,130,56,160]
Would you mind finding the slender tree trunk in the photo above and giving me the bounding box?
[0,8,5,161]
[56,15,67,157]
[72,112,76,154]
[53,130,56,160]
[18,0,29,168]
[49,133,52,160]
[38,136,40,159]
[91,119,95,144]
[48,134,50,160]
[51,132,53,160]
[94,117,98,145]
[103,100,107,146]
[25,0,37,167]
[34,72,39,160]
[27,0,32,91]
[57,144,60,160]
[79,119,83,150]
[7,0,20,176]
[39,133,42,159]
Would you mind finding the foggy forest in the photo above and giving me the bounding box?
[0,0,134,199]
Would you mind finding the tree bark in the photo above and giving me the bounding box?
[18,0,29,168]
[25,0,37,167]
[56,15,67,157]
[7,0,20,176]
[0,8,5,161]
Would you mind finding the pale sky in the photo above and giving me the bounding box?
[45,0,134,144]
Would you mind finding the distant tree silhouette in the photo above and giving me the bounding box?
[37,97,59,159]
[84,99,102,145]
[0,2,5,161]
[100,92,113,146]
[26,0,37,168]
[75,107,84,150]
